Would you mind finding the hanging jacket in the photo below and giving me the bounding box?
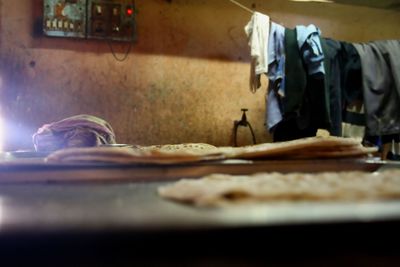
[353,40,400,136]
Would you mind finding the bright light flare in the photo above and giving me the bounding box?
[0,75,3,152]
[0,116,3,152]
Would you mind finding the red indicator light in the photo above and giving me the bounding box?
[126,6,133,16]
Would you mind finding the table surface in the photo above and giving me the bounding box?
[0,156,399,231]
[1,179,400,233]
[0,156,400,266]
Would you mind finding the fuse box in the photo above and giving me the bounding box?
[43,0,136,42]
[43,0,87,38]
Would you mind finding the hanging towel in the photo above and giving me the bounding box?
[244,11,270,92]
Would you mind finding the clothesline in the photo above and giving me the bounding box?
[228,0,281,25]
[228,0,254,14]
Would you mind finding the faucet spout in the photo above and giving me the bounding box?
[233,108,257,147]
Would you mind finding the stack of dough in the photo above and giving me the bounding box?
[158,170,400,206]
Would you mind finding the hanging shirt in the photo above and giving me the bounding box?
[296,24,325,76]
[244,11,270,92]
[297,25,330,131]
[266,22,285,131]
[268,22,286,97]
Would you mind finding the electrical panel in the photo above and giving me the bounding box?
[87,0,135,42]
[43,0,136,42]
[43,0,87,38]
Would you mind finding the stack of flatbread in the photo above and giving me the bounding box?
[45,143,224,164]
[45,136,377,164]
[158,169,400,206]
[138,143,219,154]
[218,136,377,159]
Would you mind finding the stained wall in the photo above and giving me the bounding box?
[0,0,399,151]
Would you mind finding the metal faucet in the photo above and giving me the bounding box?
[233,108,257,147]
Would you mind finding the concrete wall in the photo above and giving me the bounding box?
[0,0,399,151]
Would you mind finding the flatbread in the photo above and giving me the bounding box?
[281,146,378,159]
[158,169,400,206]
[45,137,377,164]
[217,136,377,159]
[139,143,219,155]
[45,146,224,165]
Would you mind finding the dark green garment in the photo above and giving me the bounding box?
[274,27,319,141]
[283,28,307,116]
[282,28,330,131]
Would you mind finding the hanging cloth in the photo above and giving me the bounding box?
[244,12,270,92]
[266,22,286,131]
[353,40,400,136]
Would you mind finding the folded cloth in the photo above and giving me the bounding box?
[32,114,116,152]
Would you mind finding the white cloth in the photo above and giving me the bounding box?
[244,12,270,92]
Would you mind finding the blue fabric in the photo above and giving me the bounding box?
[266,88,282,131]
[268,22,286,96]
[296,24,325,75]
[266,22,286,131]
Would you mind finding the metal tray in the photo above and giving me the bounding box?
[0,156,389,183]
